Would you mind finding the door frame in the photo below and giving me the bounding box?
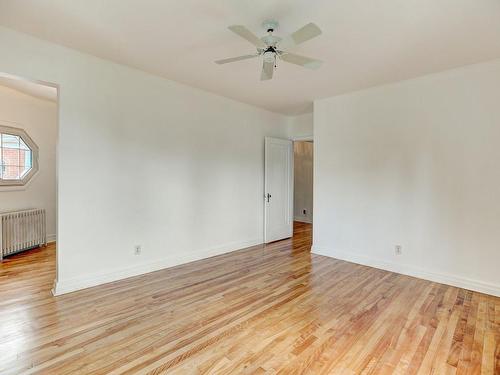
[0,71,60,293]
[263,134,313,243]
[291,135,313,142]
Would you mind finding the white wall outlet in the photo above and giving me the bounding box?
[134,245,142,255]
[395,245,402,255]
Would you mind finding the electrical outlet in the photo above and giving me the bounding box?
[395,245,402,255]
[134,245,142,255]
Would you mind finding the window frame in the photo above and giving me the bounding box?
[0,124,39,187]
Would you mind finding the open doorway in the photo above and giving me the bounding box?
[263,137,313,243]
[293,140,313,236]
[0,73,58,285]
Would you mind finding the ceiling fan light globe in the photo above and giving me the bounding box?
[263,51,275,63]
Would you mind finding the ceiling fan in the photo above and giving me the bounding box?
[215,20,322,81]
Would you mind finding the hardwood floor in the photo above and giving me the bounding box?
[0,222,498,374]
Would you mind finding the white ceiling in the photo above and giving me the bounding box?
[0,75,57,102]
[1,0,499,115]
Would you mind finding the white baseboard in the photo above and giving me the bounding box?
[47,234,56,243]
[53,237,262,296]
[294,216,312,224]
[311,246,500,297]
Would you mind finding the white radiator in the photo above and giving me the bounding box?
[0,209,46,260]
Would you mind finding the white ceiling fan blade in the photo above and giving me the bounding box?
[228,25,266,49]
[215,54,259,64]
[261,60,274,81]
[278,23,322,50]
[280,53,322,70]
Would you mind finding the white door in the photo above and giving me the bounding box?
[264,137,293,243]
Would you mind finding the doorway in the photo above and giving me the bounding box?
[263,136,313,243]
[293,141,313,225]
[0,72,58,286]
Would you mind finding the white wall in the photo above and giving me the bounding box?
[287,112,313,139]
[0,26,288,294]
[293,141,313,223]
[313,59,500,297]
[0,85,57,241]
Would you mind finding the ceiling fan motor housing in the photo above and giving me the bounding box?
[261,35,281,47]
[261,19,281,47]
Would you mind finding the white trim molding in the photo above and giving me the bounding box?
[53,237,262,296]
[311,246,500,298]
[294,216,312,224]
[291,135,313,142]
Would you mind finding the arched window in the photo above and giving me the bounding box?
[0,125,39,186]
